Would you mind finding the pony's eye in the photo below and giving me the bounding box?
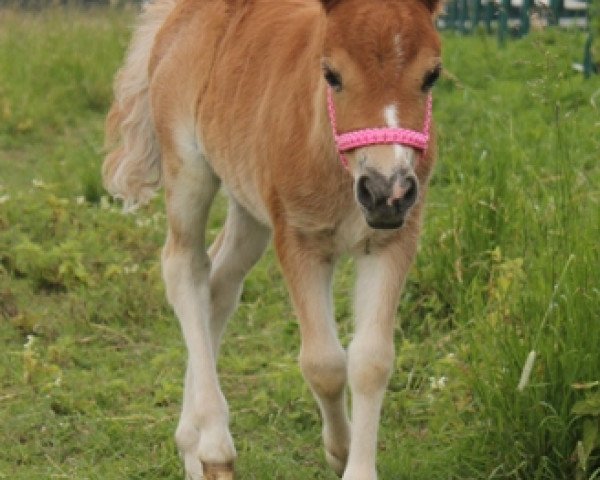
[422,65,441,91]
[324,67,343,92]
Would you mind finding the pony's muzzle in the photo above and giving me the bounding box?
[356,170,418,229]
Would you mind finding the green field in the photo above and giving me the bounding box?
[0,6,599,479]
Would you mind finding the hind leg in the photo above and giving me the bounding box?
[207,198,270,356]
[172,194,270,480]
[160,149,236,479]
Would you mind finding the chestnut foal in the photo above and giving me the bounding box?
[103,0,442,478]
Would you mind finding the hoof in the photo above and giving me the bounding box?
[201,462,234,480]
[325,450,347,478]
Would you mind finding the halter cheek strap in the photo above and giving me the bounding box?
[326,87,433,169]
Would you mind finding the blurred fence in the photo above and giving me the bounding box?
[440,0,589,34]
[439,0,597,76]
[0,0,596,77]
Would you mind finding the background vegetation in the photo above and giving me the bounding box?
[0,6,598,479]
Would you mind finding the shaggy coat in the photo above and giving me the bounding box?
[104,1,442,479]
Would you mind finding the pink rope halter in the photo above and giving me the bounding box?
[326,87,433,169]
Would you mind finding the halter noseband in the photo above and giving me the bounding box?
[326,87,433,169]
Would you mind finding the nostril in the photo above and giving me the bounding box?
[403,176,418,207]
[389,176,418,213]
[357,175,376,211]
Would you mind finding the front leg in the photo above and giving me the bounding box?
[274,227,351,477]
[343,238,417,480]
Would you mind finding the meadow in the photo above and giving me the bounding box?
[0,6,599,479]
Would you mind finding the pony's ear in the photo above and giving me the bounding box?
[320,0,342,13]
[421,0,444,15]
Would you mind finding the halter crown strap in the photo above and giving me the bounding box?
[326,87,432,169]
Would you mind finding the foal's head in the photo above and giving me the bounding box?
[321,0,441,229]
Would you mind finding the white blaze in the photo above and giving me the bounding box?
[384,104,399,128]
[383,104,415,169]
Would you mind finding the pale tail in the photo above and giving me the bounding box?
[103,0,177,211]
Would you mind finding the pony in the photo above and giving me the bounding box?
[103,0,442,478]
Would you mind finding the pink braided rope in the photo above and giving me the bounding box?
[326,87,432,169]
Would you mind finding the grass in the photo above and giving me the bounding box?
[0,5,599,479]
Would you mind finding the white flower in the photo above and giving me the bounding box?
[123,264,139,275]
[429,375,448,390]
[24,334,35,349]
[136,217,152,228]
